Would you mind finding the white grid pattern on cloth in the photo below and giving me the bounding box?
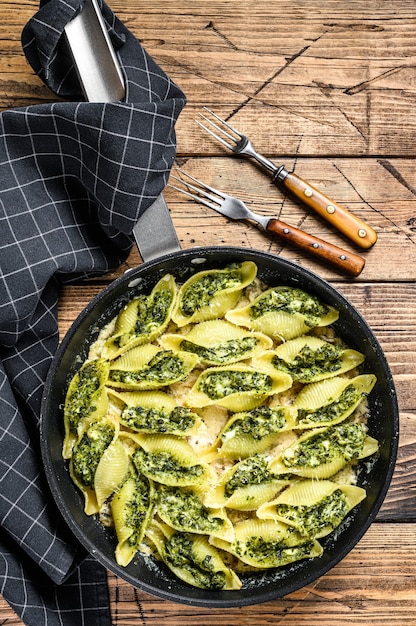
[0,0,186,624]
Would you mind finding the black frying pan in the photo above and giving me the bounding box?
[40,246,399,608]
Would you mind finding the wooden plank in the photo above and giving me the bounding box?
[1,523,415,624]
[107,0,416,156]
[104,523,416,625]
[1,2,416,154]
[164,157,415,282]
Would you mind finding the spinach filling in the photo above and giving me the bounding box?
[223,406,287,442]
[109,351,187,385]
[158,486,224,533]
[241,534,316,565]
[297,384,362,426]
[199,370,272,400]
[284,423,367,469]
[164,532,227,590]
[65,361,104,432]
[124,474,153,546]
[180,336,258,364]
[225,455,276,499]
[121,405,196,434]
[250,287,329,326]
[180,267,243,317]
[134,289,174,335]
[132,449,204,483]
[275,489,348,537]
[71,422,114,487]
[272,342,343,382]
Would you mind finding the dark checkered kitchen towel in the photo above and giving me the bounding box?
[0,0,186,624]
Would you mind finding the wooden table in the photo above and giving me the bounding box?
[1,1,415,624]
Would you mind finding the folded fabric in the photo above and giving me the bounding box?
[0,1,186,624]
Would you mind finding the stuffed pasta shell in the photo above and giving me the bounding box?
[211,518,323,569]
[159,319,272,365]
[209,405,298,459]
[108,389,202,436]
[204,454,290,511]
[156,485,235,542]
[253,336,365,384]
[107,344,198,390]
[130,434,214,486]
[225,285,338,341]
[69,416,129,514]
[185,364,292,412]
[257,479,366,539]
[269,422,379,478]
[63,358,110,459]
[102,274,177,359]
[146,521,242,590]
[171,262,257,327]
[293,374,376,428]
[112,468,156,566]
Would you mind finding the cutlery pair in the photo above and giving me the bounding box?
[197,108,377,250]
[169,109,377,276]
[170,170,365,277]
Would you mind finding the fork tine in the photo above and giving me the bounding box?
[169,172,226,211]
[196,118,235,152]
[172,170,227,199]
[196,108,244,153]
[202,107,244,139]
[168,182,220,212]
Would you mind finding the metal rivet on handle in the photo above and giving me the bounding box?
[326,205,336,214]
[358,229,367,238]
[304,188,313,197]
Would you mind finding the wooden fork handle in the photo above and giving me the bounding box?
[279,172,377,249]
[266,219,365,276]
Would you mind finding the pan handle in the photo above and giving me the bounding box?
[132,195,181,261]
[64,0,181,263]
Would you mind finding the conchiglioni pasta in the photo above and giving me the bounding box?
[146,520,242,590]
[211,518,323,568]
[108,389,203,436]
[160,319,273,365]
[204,454,290,511]
[185,364,292,412]
[225,285,339,341]
[257,479,366,538]
[63,358,110,459]
[293,374,376,428]
[269,423,379,478]
[172,261,257,327]
[157,485,235,542]
[209,405,298,459]
[253,336,365,384]
[111,468,156,566]
[107,345,198,390]
[102,274,177,359]
[63,262,379,590]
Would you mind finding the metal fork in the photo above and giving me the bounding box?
[169,170,365,277]
[196,108,377,250]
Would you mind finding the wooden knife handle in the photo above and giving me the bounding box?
[280,172,377,249]
[267,219,365,276]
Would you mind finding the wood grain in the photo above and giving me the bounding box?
[0,0,415,624]
[106,524,416,625]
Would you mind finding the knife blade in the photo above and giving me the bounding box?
[64,0,180,263]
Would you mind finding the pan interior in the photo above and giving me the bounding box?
[40,247,399,607]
